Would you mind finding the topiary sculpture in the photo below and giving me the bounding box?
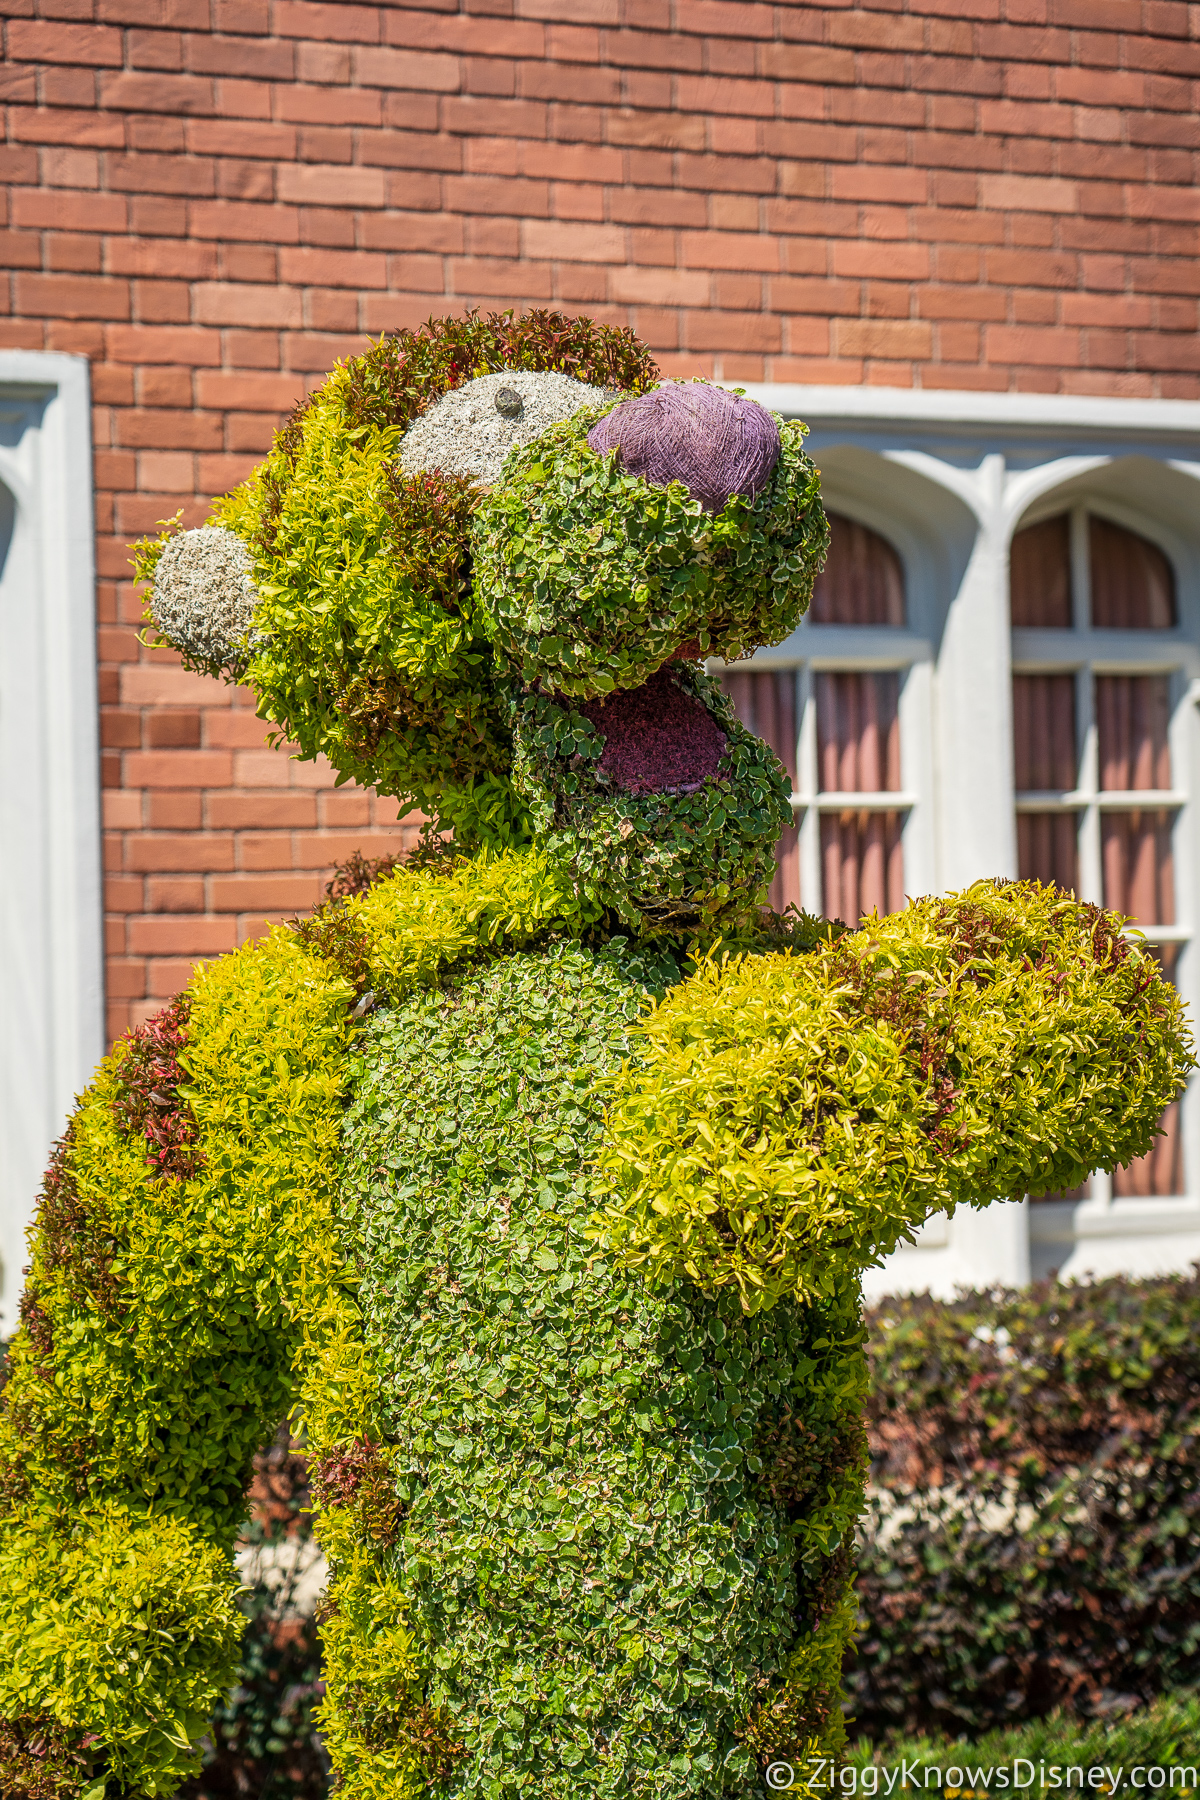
[0,309,1191,1800]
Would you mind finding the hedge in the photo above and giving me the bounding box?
[849,1268,1200,1741]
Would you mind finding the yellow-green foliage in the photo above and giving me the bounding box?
[314,1549,427,1800]
[0,850,599,1797]
[0,1507,244,1799]
[0,930,356,1530]
[597,881,1194,1313]
[213,367,521,844]
[350,843,598,993]
[0,929,360,1796]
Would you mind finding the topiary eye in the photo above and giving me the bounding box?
[494,386,524,419]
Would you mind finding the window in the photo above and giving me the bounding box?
[1011,504,1187,1199]
[719,511,923,924]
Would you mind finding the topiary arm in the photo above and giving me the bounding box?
[596,881,1195,1315]
[0,931,364,1800]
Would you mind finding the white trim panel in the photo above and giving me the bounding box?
[0,352,103,1335]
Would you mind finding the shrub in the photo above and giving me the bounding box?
[192,311,657,849]
[322,935,866,1800]
[849,1268,1200,1739]
[507,665,794,931]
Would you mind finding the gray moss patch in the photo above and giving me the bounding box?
[149,525,257,679]
[398,369,615,487]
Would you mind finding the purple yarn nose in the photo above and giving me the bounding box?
[586,382,781,513]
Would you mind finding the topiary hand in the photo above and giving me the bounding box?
[596,881,1194,1314]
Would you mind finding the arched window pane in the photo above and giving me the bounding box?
[1114,947,1183,1197]
[810,512,905,626]
[1010,514,1071,628]
[1097,674,1171,793]
[1017,816,1078,894]
[1090,517,1176,630]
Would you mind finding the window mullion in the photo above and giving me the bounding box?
[1077,667,1102,908]
[796,663,821,912]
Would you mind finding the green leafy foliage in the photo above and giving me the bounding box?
[596,882,1194,1313]
[850,1269,1200,1739]
[0,928,360,1796]
[846,1690,1200,1782]
[213,370,521,848]
[471,405,828,700]
[509,665,794,931]
[325,938,866,1800]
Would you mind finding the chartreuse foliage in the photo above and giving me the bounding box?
[0,851,597,1798]
[597,880,1193,1313]
[508,665,793,931]
[213,371,524,849]
[325,938,866,1800]
[471,405,828,701]
[0,925,362,1798]
[0,1510,244,1800]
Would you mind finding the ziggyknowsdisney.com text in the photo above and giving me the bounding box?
[767,1762,1200,1793]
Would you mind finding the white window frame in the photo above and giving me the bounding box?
[0,352,103,1335]
[732,384,1200,1297]
[1009,493,1200,1247]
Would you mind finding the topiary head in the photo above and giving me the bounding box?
[138,309,829,933]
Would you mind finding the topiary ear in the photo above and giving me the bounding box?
[134,517,258,682]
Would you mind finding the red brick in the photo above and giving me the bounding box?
[276,162,386,206]
[185,34,294,79]
[7,20,124,63]
[98,71,215,114]
[352,45,460,90]
[14,272,129,319]
[521,218,625,261]
[210,874,324,910]
[606,108,706,150]
[10,106,125,147]
[274,1,380,38]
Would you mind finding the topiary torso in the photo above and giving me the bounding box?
[325,940,862,1796]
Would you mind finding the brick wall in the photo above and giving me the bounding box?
[1,0,1197,1040]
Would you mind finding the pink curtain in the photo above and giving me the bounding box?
[811,513,906,626]
[1096,674,1180,1196]
[1090,518,1176,629]
[1010,515,1072,629]
[816,672,904,922]
[1013,673,1079,893]
[721,669,800,912]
